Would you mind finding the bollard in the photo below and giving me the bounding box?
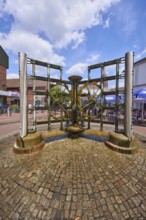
[7,107,11,117]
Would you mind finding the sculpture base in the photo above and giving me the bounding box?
[14,132,45,154]
[65,125,86,138]
[41,130,65,139]
[105,132,137,154]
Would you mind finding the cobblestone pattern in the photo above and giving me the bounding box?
[0,135,146,219]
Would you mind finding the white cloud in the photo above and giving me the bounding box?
[0,29,65,66]
[7,73,19,79]
[1,0,120,49]
[66,63,88,75]
[135,48,146,60]
[103,17,110,28]
[133,44,139,49]
[51,74,59,79]
[0,0,120,77]
[0,0,5,16]
[55,31,86,49]
[66,52,100,76]
[86,53,100,63]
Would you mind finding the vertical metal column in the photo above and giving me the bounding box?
[32,62,36,132]
[124,51,134,139]
[60,68,63,130]
[100,65,104,131]
[68,75,82,125]
[88,67,91,129]
[47,65,51,130]
[115,62,119,131]
[19,52,28,138]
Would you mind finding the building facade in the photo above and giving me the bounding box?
[133,57,146,110]
[7,78,47,106]
[133,57,146,90]
[0,45,9,106]
[6,79,20,105]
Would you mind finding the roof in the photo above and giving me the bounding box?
[0,45,9,69]
[7,79,19,88]
[7,78,47,88]
[134,57,146,66]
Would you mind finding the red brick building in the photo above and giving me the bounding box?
[7,78,47,106]
[6,79,20,105]
[0,45,9,106]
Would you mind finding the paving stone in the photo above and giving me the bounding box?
[122,211,130,219]
[38,210,43,219]
[32,208,39,218]
[37,187,44,194]
[47,191,53,199]
[66,194,72,201]
[30,203,35,212]
[0,136,146,219]
[41,210,47,219]
[64,209,69,219]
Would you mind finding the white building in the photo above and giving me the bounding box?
[133,57,146,111]
[133,57,146,90]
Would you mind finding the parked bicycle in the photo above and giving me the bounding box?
[0,106,7,115]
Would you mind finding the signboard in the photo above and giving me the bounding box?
[0,90,20,97]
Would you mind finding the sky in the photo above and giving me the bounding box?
[0,0,146,81]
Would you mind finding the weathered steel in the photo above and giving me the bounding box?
[100,66,105,131]
[34,91,49,96]
[102,89,124,95]
[30,75,71,84]
[115,62,120,131]
[28,58,62,70]
[19,52,28,138]
[88,68,91,129]
[84,119,115,124]
[102,106,117,110]
[88,57,124,70]
[68,75,82,125]
[79,75,122,84]
[124,51,133,138]
[47,65,51,130]
[19,51,133,142]
[60,68,64,130]
[32,62,36,132]
[36,120,61,125]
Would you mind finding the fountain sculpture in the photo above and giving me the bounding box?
[14,51,137,154]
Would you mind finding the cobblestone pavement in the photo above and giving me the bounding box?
[0,134,146,220]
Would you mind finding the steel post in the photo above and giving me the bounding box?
[32,62,36,131]
[115,63,119,131]
[47,65,51,130]
[100,66,105,131]
[124,51,134,138]
[68,75,82,125]
[19,52,28,138]
[60,68,63,130]
[88,68,91,129]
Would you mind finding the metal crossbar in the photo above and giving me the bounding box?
[19,51,133,139]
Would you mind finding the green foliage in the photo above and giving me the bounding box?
[11,104,18,110]
[50,86,70,106]
[50,86,62,101]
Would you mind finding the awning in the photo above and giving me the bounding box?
[0,90,20,97]
[133,88,146,99]
[133,98,146,103]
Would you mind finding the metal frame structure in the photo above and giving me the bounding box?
[19,51,134,140]
[83,56,125,132]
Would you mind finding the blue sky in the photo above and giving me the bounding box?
[0,0,146,81]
